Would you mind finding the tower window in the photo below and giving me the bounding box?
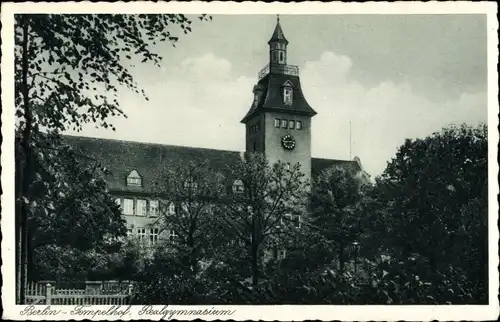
[274,119,281,128]
[283,87,293,105]
[289,120,295,129]
[281,119,288,129]
[279,51,284,63]
[253,93,260,107]
[296,121,302,130]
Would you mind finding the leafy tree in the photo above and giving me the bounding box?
[23,134,126,281]
[15,13,209,303]
[216,153,309,288]
[370,123,488,303]
[310,165,368,273]
[152,160,226,273]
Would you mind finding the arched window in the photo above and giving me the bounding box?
[279,51,285,63]
[232,179,244,194]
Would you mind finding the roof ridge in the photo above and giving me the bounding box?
[311,157,355,162]
[62,134,242,154]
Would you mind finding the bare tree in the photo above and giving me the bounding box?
[152,160,226,273]
[217,153,309,287]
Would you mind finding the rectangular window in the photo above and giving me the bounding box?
[127,177,141,186]
[293,215,301,228]
[281,213,292,226]
[289,120,295,129]
[137,199,147,216]
[123,199,134,215]
[166,202,175,216]
[274,119,280,128]
[115,198,122,211]
[281,119,288,129]
[126,227,133,238]
[149,200,159,217]
[283,87,293,105]
[184,181,198,193]
[169,230,178,242]
[149,228,159,245]
[277,249,287,260]
[137,228,147,243]
[296,121,302,130]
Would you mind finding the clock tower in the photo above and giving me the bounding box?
[241,16,317,183]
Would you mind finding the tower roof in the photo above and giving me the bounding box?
[268,16,288,45]
[240,73,317,123]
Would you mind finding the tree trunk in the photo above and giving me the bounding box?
[339,238,345,273]
[251,241,259,287]
[17,17,32,304]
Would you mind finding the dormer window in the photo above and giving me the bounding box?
[283,87,293,105]
[232,179,244,194]
[282,81,293,105]
[253,93,260,107]
[184,180,198,193]
[127,170,142,187]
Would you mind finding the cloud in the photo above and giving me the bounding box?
[302,51,486,176]
[67,51,487,177]
[68,53,255,152]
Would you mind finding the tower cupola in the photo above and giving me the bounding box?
[268,15,288,65]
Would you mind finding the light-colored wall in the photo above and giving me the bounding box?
[263,112,312,183]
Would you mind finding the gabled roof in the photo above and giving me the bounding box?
[241,73,317,123]
[63,135,242,194]
[63,136,362,194]
[311,157,361,178]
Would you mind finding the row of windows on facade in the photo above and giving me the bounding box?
[248,122,260,134]
[118,180,245,216]
[127,227,178,245]
[275,118,302,130]
[128,227,287,259]
[247,119,303,136]
[126,172,200,190]
[116,198,175,217]
[117,196,301,229]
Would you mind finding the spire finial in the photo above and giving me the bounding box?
[277,14,280,24]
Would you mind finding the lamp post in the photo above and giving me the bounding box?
[352,241,360,274]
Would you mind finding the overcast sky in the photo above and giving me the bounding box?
[66,14,487,176]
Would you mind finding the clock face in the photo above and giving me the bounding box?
[281,135,296,150]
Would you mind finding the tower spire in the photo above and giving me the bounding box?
[268,15,288,45]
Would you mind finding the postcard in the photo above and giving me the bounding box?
[1,1,498,321]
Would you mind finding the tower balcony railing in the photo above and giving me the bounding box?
[258,63,299,81]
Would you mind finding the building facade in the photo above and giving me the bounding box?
[65,18,368,249]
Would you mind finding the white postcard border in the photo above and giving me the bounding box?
[1,1,498,321]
